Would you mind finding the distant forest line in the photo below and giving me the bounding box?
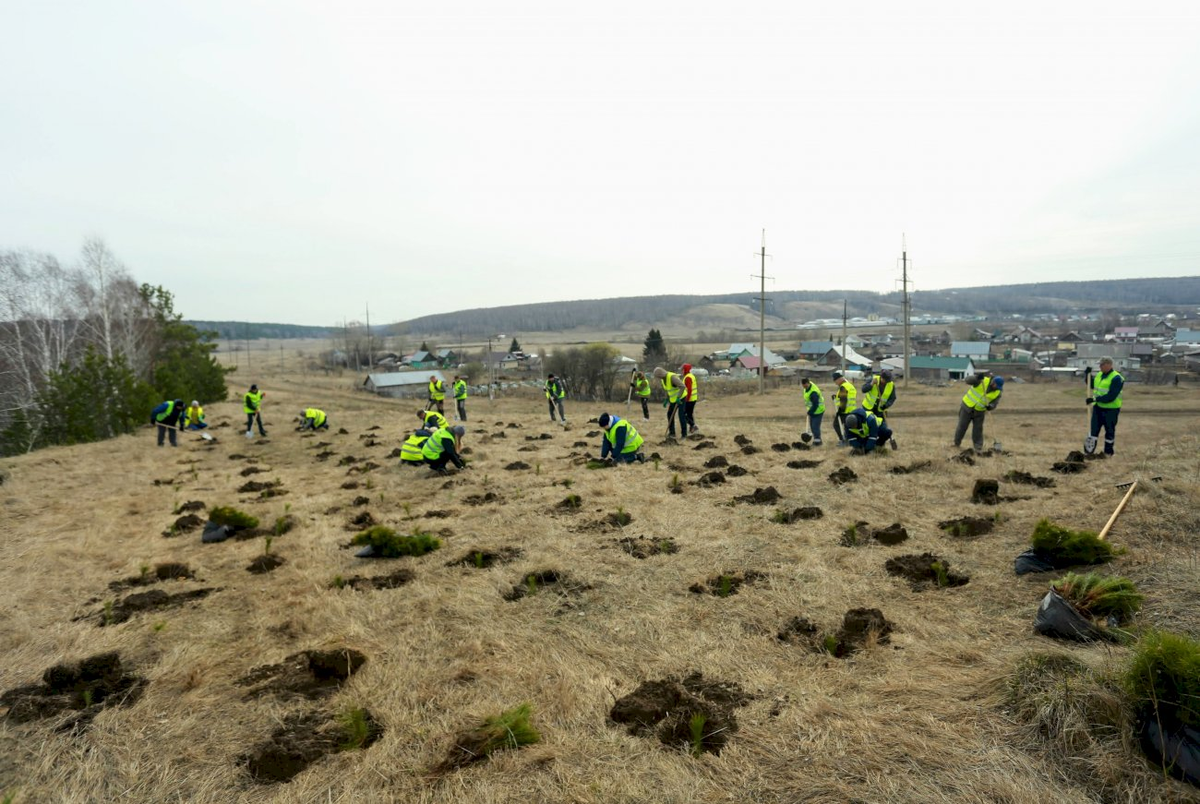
[188,276,1200,340]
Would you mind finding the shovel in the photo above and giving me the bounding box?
[160,423,215,442]
[1082,366,1097,454]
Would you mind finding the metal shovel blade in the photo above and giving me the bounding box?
[1084,434,1098,454]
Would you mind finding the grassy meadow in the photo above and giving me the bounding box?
[1,375,1199,803]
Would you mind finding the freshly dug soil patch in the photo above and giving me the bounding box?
[734,434,752,446]
[734,486,781,505]
[352,496,369,506]
[109,562,196,590]
[101,588,215,626]
[771,443,792,452]
[740,445,761,455]
[828,467,858,485]
[503,569,591,602]
[554,494,583,511]
[338,455,359,466]
[890,461,932,475]
[1,651,146,729]
[606,510,633,527]
[244,709,382,784]
[786,460,823,469]
[341,568,416,590]
[618,536,679,558]
[449,548,523,569]
[423,510,453,519]
[703,455,728,468]
[830,608,893,657]
[1005,470,1056,488]
[506,422,522,428]
[346,511,376,530]
[839,521,872,547]
[164,513,204,536]
[386,448,402,459]
[465,492,503,506]
[885,553,969,590]
[610,672,751,756]
[774,507,824,523]
[971,479,1000,505]
[689,570,766,597]
[525,433,553,441]
[693,440,716,450]
[951,450,976,466]
[518,445,538,452]
[314,451,336,461]
[238,649,368,700]
[341,481,359,490]
[240,466,267,477]
[228,453,248,460]
[247,555,286,574]
[570,440,588,447]
[177,500,206,513]
[791,441,812,450]
[585,429,600,437]
[504,461,531,471]
[347,462,380,474]
[238,480,279,493]
[696,471,726,486]
[939,516,995,538]
[726,465,748,477]
[872,523,909,545]
[362,439,381,448]
[776,616,821,645]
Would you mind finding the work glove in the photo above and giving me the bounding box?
[1085,397,1094,405]
[985,403,996,411]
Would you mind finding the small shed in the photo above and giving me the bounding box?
[950,341,991,360]
[906,356,975,381]
[364,370,448,399]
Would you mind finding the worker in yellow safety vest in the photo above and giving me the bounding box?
[680,363,700,436]
[597,412,646,464]
[421,425,467,474]
[399,431,431,466]
[630,371,652,422]
[428,376,446,415]
[861,370,896,421]
[183,401,207,430]
[953,373,1004,453]
[1086,357,1124,455]
[243,384,267,438]
[831,371,857,446]
[418,408,448,431]
[453,375,468,421]
[652,367,686,439]
[801,378,825,446]
[299,408,329,431]
[545,374,567,423]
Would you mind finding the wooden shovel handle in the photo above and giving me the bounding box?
[1098,481,1137,541]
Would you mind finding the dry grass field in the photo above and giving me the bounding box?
[2,377,1199,803]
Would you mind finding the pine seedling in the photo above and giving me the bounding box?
[331,575,346,589]
[474,552,485,569]
[562,478,573,489]
[823,634,840,655]
[139,564,151,581]
[669,473,681,492]
[931,561,950,588]
[717,575,734,598]
[81,689,93,708]
[653,455,661,471]
[535,462,541,475]
[337,707,377,751]
[689,712,708,757]
[103,601,114,626]
[474,703,541,755]
[153,621,167,632]
[263,535,274,555]
[526,574,538,595]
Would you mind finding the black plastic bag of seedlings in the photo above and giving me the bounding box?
[1033,590,1109,642]
[1142,719,1200,786]
[201,521,233,544]
[1013,549,1057,575]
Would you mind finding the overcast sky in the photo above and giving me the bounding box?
[3,1,1199,326]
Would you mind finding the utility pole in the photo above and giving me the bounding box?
[752,229,773,396]
[899,235,912,388]
[365,303,372,371]
[245,323,251,371]
[841,299,848,372]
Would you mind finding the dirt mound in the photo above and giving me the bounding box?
[341,481,360,490]
[103,588,216,626]
[791,441,812,450]
[786,460,823,469]
[238,480,279,494]
[696,471,726,486]
[386,448,402,459]
[346,511,375,530]
[352,496,369,506]
[740,445,761,455]
[346,462,380,474]
[872,523,909,545]
[939,516,995,538]
[554,494,583,511]
[238,649,368,700]
[774,507,824,523]
[314,451,336,461]
[506,422,522,428]
[449,548,523,569]
[830,608,893,657]
[605,510,633,527]
[240,466,267,477]
[247,555,286,574]
[109,562,196,590]
[337,428,349,434]
[572,440,589,447]
[692,440,716,450]
[524,433,553,441]
[971,479,1000,504]
[504,461,531,471]
[503,569,591,602]
[689,570,766,597]
[618,536,679,559]
[164,513,204,536]
[341,568,416,590]
[839,521,872,547]
[465,492,503,506]
[243,709,382,784]
[776,616,821,645]
[770,443,792,452]
[733,434,752,446]
[726,465,748,477]
[829,467,858,485]
[1005,470,1056,488]
[951,451,976,466]
[423,510,453,519]
[610,672,751,756]
[1,651,146,730]
[177,500,205,513]
[885,553,969,590]
[890,461,932,475]
[734,486,781,505]
[703,455,728,468]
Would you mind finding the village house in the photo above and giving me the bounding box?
[363,370,449,398]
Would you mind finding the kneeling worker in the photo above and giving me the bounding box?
[843,407,896,454]
[399,429,431,467]
[184,400,207,430]
[299,408,329,431]
[597,412,646,464]
[422,424,467,474]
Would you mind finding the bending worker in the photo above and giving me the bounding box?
[150,398,185,447]
[299,408,329,431]
[545,373,567,423]
[831,371,856,446]
[653,366,686,439]
[861,370,896,421]
[422,424,467,474]
[428,375,446,415]
[953,372,1003,453]
[399,429,431,467]
[630,370,652,422]
[800,377,825,446]
[597,412,646,464]
[419,408,449,431]
[843,407,896,454]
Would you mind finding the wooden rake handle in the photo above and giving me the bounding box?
[1098,481,1137,541]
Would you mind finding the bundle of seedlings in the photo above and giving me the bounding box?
[434,703,540,772]
[202,506,260,543]
[1014,519,1114,575]
[1034,572,1142,642]
[1124,630,1200,785]
[351,526,441,558]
